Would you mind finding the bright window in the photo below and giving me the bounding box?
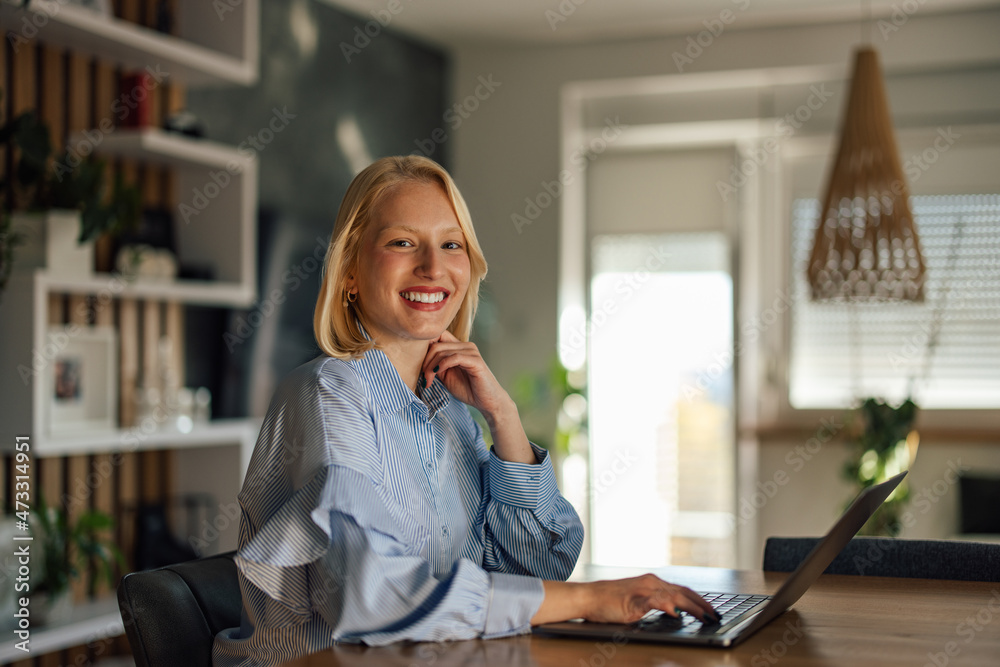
[588,233,735,568]
[790,194,1000,408]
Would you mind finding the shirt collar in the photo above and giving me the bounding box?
[419,374,450,419]
[353,321,451,419]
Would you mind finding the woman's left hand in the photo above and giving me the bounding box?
[421,330,512,420]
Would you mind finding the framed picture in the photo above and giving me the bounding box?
[47,326,118,434]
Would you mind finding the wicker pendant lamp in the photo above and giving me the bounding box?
[807,47,926,301]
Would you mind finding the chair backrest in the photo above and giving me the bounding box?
[117,551,241,667]
[763,536,1000,581]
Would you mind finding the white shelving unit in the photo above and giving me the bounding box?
[43,272,253,306]
[0,1,260,658]
[0,0,258,87]
[0,131,259,457]
[80,128,259,303]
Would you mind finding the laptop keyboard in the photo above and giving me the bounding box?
[633,592,770,635]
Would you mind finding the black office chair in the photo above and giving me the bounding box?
[117,551,241,667]
[763,536,1000,581]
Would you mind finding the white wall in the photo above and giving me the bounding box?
[757,434,1000,546]
[448,7,1000,568]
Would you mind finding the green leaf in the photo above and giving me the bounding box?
[30,494,124,598]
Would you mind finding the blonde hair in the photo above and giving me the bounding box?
[314,156,488,359]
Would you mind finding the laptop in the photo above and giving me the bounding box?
[534,470,908,647]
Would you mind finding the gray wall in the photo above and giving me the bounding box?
[185,0,448,417]
[446,7,1000,566]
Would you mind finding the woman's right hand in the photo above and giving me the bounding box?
[531,575,720,626]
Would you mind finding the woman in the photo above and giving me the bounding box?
[214,156,717,665]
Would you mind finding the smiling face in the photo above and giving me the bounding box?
[348,180,471,356]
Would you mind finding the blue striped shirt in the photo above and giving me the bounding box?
[213,346,584,666]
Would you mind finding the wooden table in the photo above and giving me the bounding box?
[282,565,1000,666]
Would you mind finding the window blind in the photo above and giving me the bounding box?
[789,194,1000,409]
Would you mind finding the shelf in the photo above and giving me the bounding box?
[0,0,257,87]
[40,271,254,307]
[84,128,255,171]
[70,128,258,300]
[0,598,123,663]
[1,418,259,458]
[0,2,259,660]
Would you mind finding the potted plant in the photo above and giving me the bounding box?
[843,397,918,536]
[508,356,588,493]
[0,102,141,288]
[31,495,125,625]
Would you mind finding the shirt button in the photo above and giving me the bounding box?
[442,525,449,537]
[426,460,435,470]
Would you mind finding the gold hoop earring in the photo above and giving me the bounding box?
[346,290,358,303]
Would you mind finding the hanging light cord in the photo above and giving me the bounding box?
[910,214,966,396]
[849,300,863,400]
[862,0,872,45]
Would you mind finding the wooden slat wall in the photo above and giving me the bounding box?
[2,5,188,662]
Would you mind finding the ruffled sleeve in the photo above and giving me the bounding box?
[304,464,542,645]
[234,357,415,626]
[231,357,546,645]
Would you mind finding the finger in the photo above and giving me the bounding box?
[673,587,719,621]
[422,338,469,374]
[438,329,460,343]
[429,352,484,388]
[432,350,480,374]
[423,339,473,365]
[422,346,473,385]
[423,343,482,377]
[655,587,719,623]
